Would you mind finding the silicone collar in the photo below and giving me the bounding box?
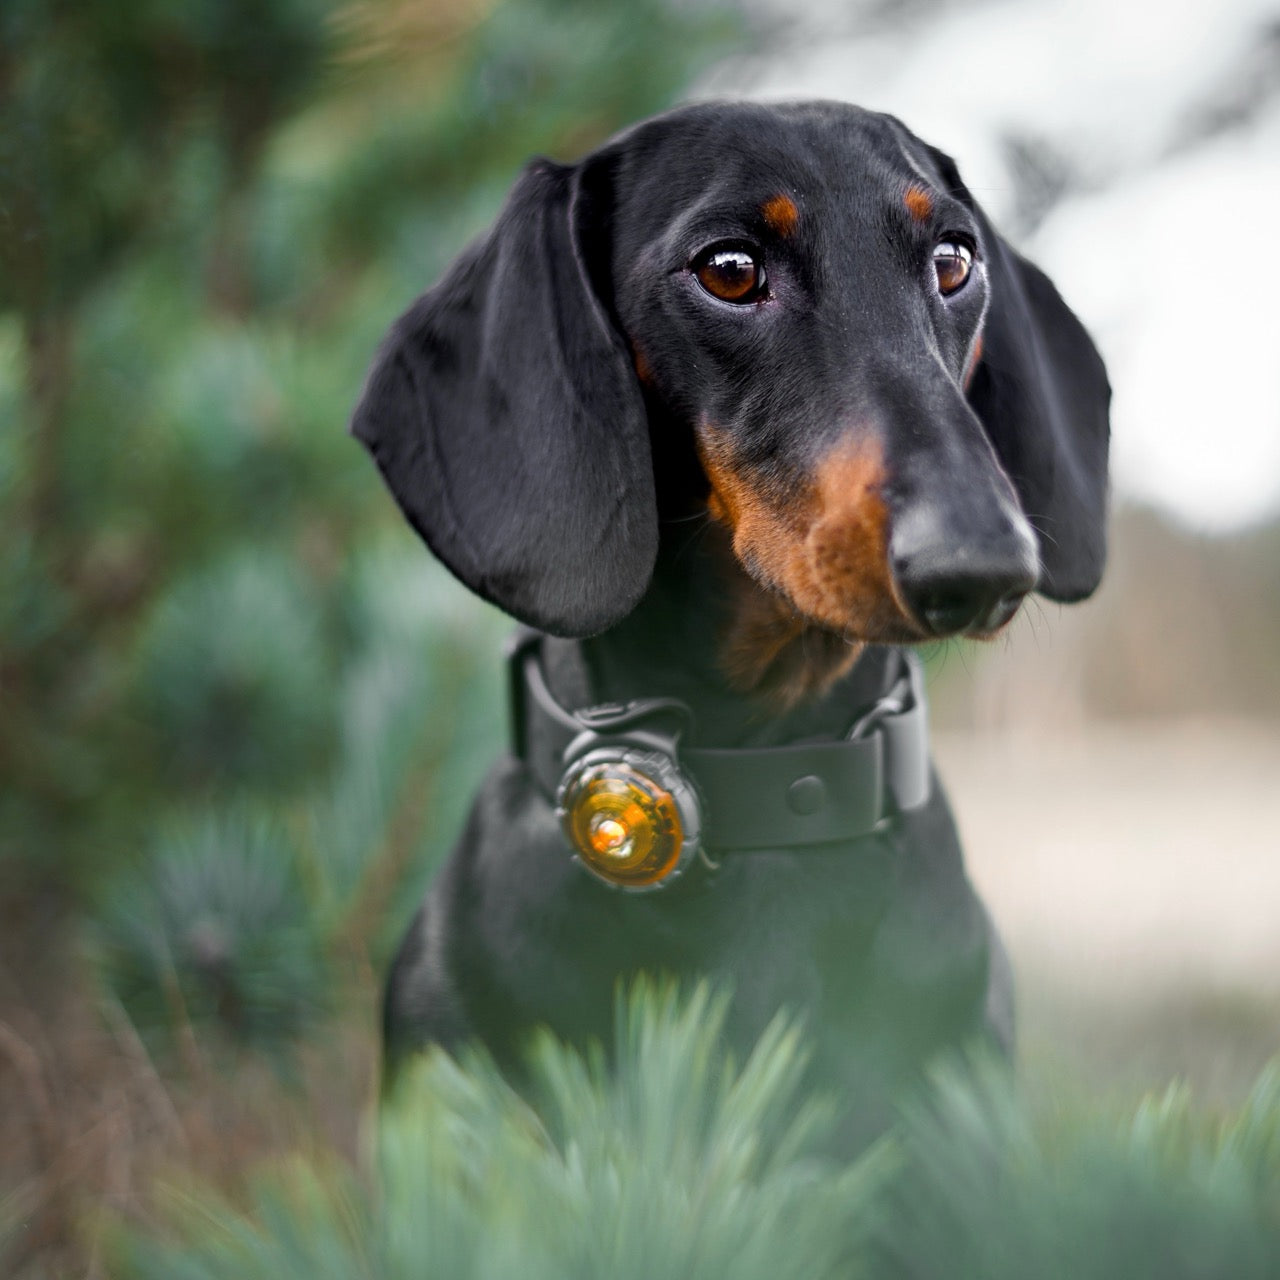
[509,630,932,854]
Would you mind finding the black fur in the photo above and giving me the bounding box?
[353,101,1109,1149]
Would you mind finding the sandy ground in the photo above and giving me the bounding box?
[934,718,1280,1100]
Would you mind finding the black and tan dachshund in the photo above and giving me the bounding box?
[353,100,1109,1147]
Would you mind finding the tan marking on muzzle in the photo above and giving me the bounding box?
[804,441,915,635]
[632,344,655,388]
[963,331,984,391]
[697,430,916,640]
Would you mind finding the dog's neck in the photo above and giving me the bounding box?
[544,519,903,750]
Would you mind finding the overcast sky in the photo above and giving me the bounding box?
[701,0,1280,534]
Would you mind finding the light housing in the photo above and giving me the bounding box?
[556,747,701,890]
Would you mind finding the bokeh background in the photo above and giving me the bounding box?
[2,0,1278,1273]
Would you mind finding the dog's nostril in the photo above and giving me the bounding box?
[985,589,1029,632]
[917,585,992,637]
[897,565,1037,637]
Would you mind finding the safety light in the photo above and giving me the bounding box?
[556,749,700,890]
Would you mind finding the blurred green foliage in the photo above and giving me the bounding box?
[92,810,330,1061]
[0,0,745,1065]
[108,984,1280,1279]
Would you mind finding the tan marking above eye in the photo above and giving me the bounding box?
[904,185,934,222]
[761,194,799,237]
[693,248,767,303]
[933,240,973,296]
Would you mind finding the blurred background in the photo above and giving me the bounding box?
[1,0,1277,1273]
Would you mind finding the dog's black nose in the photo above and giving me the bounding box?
[892,512,1039,637]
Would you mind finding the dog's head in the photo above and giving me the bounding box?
[353,101,1109,658]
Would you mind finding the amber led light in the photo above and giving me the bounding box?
[559,759,686,888]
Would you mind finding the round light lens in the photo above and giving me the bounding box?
[560,759,685,888]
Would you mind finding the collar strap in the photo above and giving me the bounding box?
[508,630,931,854]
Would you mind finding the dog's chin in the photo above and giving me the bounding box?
[713,538,959,705]
[729,596,1017,708]
[718,577,922,708]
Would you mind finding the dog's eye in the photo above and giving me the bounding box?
[933,240,973,296]
[693,247,767,304]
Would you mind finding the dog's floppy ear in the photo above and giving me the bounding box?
[350,158,656,636]
[928,147,1111,602]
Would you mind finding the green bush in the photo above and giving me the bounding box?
[108,985,1280,1279]
[134,549,336,792]
[111,985,889,1279]
[93,547,509,1063]
[92,810,331,1063]
[1,0,747,893]
[877,1057,1280,1279]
